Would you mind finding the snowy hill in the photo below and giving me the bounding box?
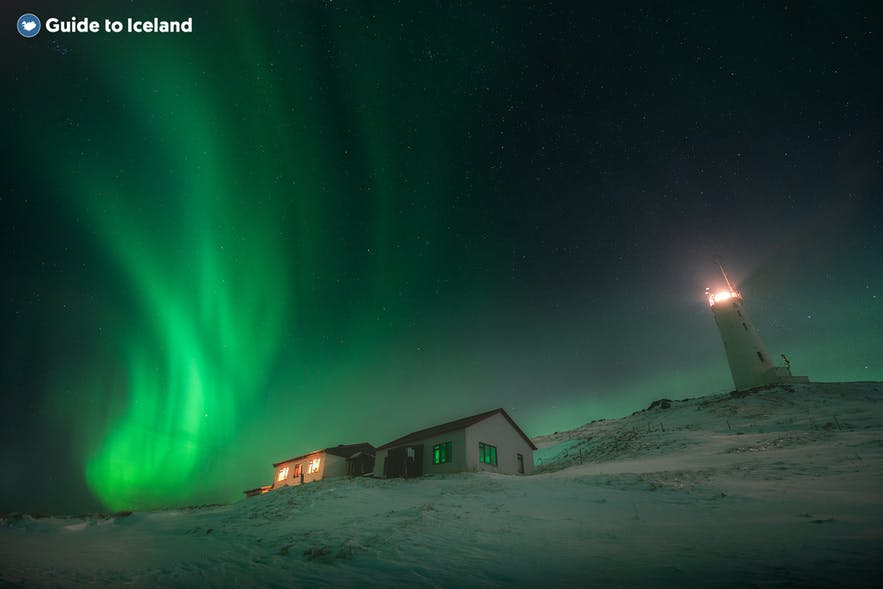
[2,382,882,588]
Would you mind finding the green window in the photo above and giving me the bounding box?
[433,441,452,465]
[479,442,497,466]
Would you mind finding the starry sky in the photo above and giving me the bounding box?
[2,1,881,513]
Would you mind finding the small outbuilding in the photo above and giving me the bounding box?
[242,485,273,498]
[272,442,375,489]
[373,408,535,478]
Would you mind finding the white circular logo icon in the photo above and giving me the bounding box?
[18,13,41,38]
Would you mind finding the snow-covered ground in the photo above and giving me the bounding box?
[2,382,882,587]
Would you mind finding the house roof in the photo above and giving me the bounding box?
[272,442,374,467]
[325,442,375,459]
[242,485,273,494]
[376,408,537,451]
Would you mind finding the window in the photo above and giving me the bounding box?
[307,458,321,474]
[293,463,302,477]
[517,453,524,474]
[277,466,289,481]
[433,441,452,465]
[479,443,497,466]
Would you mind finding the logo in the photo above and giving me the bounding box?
[18,13,41,38]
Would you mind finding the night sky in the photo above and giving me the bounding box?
[2,1,881,513]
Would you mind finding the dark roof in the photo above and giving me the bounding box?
[325,442,375,458]
[377,408,537,451]
[273,442,374,467]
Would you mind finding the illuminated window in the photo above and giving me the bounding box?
[293,463,302,477]
[277,466,289,481]
[307,458,321,474]
[433,441,452,465]
[479,443,497,466]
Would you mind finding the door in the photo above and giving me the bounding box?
[384,445,424,478]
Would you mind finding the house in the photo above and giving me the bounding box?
[271,443,375,490]
[242,485,273,498]
[373,408,535,478]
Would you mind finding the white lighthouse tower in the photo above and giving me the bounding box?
[707,260,808,391]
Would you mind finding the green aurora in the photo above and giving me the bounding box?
[17,3,522,511]
[75,50,293,509]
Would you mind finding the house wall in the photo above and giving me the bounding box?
[273,450,335,489]
[323,454,349,478]
[372,449,388,478]
[420,428,467,475]
[464,413,535,475]
[373,429,467,477]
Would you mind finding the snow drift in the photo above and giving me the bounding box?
[2,382,881,587]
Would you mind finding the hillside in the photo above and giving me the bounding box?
[2,382,881,588]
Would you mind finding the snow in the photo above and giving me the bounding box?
[2,382,882,587]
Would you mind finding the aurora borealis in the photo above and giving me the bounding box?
[2,1,882,513]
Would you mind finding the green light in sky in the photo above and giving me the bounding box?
[71,41,292,511]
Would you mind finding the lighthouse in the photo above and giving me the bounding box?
[707,261,808,391]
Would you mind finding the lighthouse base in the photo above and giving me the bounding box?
[734,366,810,391]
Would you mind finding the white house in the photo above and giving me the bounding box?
[271,443,375,490]
[373,408,535,478]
